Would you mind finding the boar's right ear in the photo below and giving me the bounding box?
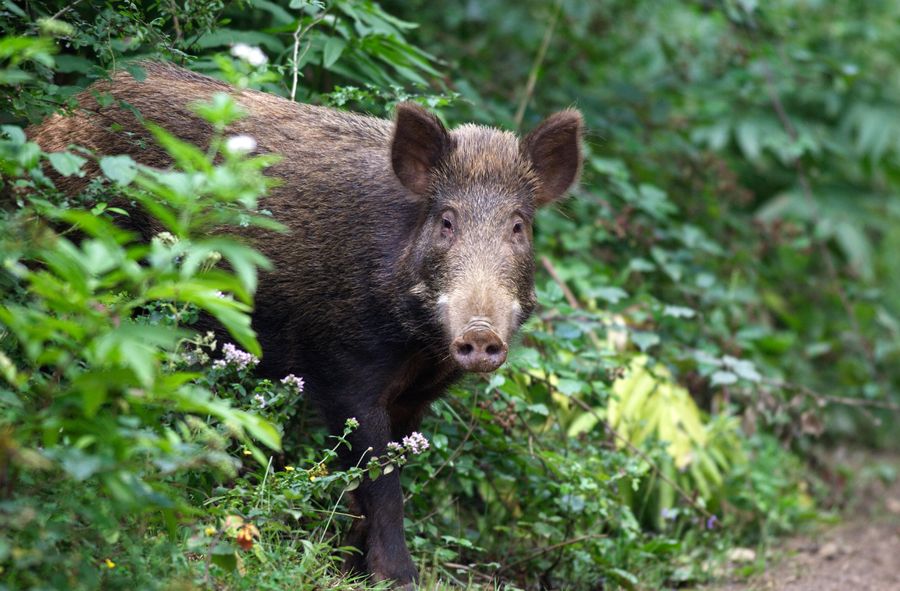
[391,102,450,196]
[522,109,584,206]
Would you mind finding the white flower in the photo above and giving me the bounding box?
[280,374,305,393]
[230,43,268,67]
[253,393,267,408]
[225,134,257,154]
[212,342,260,371]
[153,231,178,247]
[401,431,429,455]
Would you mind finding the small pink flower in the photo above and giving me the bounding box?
[401,432,429,455]
[281,374,305,393]
[213,343,259,371]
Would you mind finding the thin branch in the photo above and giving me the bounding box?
[766,377,900,413]
[540,255,578,308]
[499,534,607,573]
[442,562,496,583]
[167,0,183,44]
[540,255,605,350]
[404,392,480,503]
[726,12,887,400]
[290,8,330,102]
[514,0,564,130]
[49,0,84,22]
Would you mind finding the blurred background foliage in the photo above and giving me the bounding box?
[1,0,898,589]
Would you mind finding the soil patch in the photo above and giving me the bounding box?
[702,452,900,591]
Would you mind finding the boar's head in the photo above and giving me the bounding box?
[392,103,583,373]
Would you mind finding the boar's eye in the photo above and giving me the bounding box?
[439,211,456,240]
[512,221,524,234]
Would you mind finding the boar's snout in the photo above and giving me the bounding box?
[451,318,508,372]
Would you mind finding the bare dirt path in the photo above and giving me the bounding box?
[703,454,900,591]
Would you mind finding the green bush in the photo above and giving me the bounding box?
[2,1,897,589]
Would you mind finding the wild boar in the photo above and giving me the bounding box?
[29,61,583,586]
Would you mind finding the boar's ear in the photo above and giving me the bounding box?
[521,109,584,206]
[391,102,450,196]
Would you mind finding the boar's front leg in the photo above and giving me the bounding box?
[334,402,417,586]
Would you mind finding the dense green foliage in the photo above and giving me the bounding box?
[1,1,898,589]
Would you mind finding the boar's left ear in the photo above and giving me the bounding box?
[521,109,584,206]
[391,102,450,197]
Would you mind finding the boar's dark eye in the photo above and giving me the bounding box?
[439,212,456,240]
[512,221,524,234]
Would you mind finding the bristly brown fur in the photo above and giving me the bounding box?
[26,61,583,586]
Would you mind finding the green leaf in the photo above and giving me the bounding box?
[556,378,584,396]
[663,305,695,318]
[146,124,210,173]
[99,155,138,185]
[322,37,347,68]
[591,286,628,304]
[710,371,738,386]
[631,331,660,352]
[211,552,238,572]
[59,448,104,481]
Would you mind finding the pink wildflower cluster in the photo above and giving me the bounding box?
[281,374,305,393]
[213,343,259,371]
[401,431,429,455]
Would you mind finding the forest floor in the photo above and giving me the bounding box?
[700,450,900,591]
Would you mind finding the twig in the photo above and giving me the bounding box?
[540,255,605,350]
[540,255,578,308]
[759,61,871,354]
[49,0,84,22]
[499,534,607,573]
[318,444,372,544]
[442,562,496,583]
[254,455,273,509]
[290,8,330,102]
[765,378,900,413]
[168,0,183,44]
[514,0,565,130]
[404,392,480,503]
[723,7,887,404]
[203,529,225,587]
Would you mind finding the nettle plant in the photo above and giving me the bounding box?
[0,90,286,584]
[1,63,437,585]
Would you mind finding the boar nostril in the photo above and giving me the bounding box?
[451,329,508,372]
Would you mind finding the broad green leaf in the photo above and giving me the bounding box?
[322,37,347,68]
[99,155,138,185]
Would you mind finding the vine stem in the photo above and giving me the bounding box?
[514,0,564,130]
[290,8,330,102]
[722,6,887,398]
[764,378,900,413]
[499,534,608,573]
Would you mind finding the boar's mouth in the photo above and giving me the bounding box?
[449,316,509,372]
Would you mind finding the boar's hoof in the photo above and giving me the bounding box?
[451,328,508,372]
